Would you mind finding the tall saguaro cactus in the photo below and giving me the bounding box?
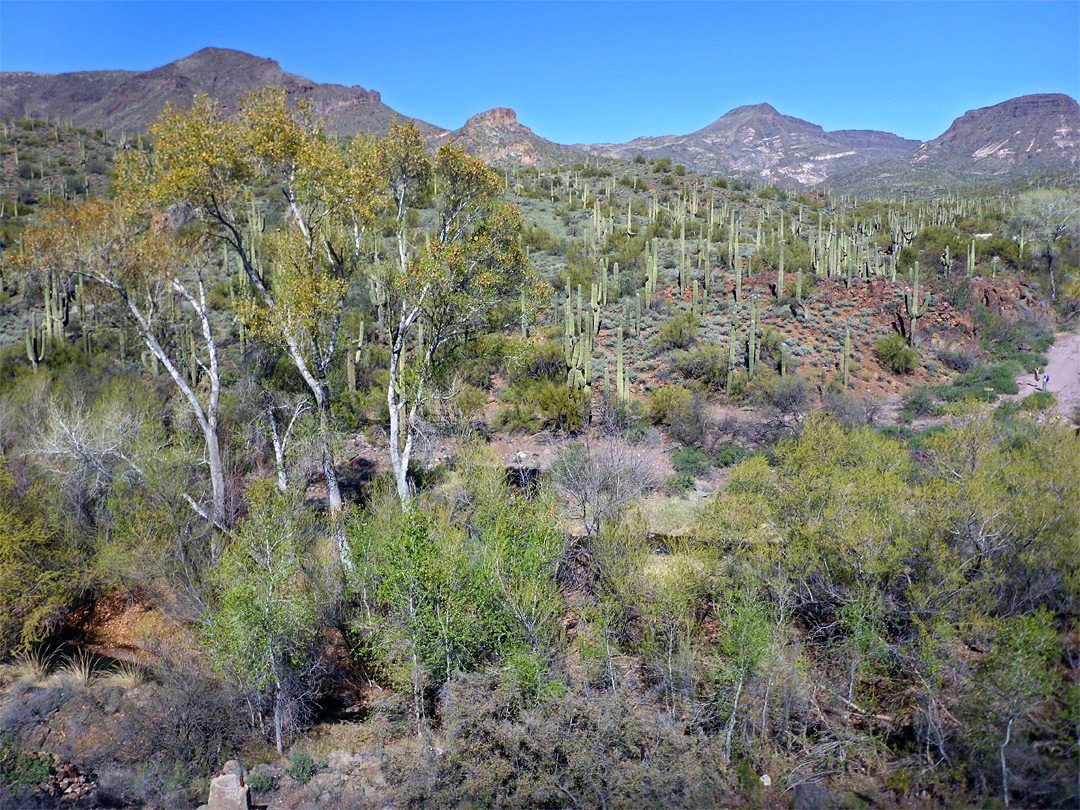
[903,262,929,346]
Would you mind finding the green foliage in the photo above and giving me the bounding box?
[285,752,321,784]
[712,444,748,468]
[246,771,277,792]
[202,482,325,752]
[670,446,711,478]
[495,379,587,434]
[936,363,1019,402]
[900,386,937,421]
[675,343,727,390]
[0,735,54,788]
[0,466,91,657]
[876,334,919,374]
[349,449,563,727]
[645,386,707,445]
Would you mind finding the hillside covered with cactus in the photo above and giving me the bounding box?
[0,74,1078,810]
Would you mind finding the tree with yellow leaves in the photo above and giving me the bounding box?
[20,199,230,540]
[374,121,541,502]
[118,90,379,544]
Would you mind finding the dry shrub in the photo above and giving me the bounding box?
[384,670,732,809]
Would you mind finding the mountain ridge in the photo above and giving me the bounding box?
[2,48,1076,190]
[0,47,445,138]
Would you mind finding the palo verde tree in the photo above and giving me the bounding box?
[118,90,378,537]
[203,480,325,755]
[1015,189,1079,301]
[19,199,230,542]
[373,121,540,502]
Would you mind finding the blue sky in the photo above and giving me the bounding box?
[1,1,1077,144]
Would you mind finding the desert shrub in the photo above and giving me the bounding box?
[667,471,696,494]
[522,223,558,253]
[712,445,748,468]
[765,374,813,422]
[655,312,698,350]
[550,439,659,538]
[247,771,277,792]
[670,446,711,478]
[519,338,567,382]
[876,334,919,374]
[821,390,874,430]
[647,386,693,426]
[495,379,586,434]
[936,363,1018,403]
[92,646,250,808]
[646,386,707,445]
[936,346,977,372]
[0,465,91,657]
[675,343,727,390]
[901,386,937,421]
[285,752,320,784]
[0,734,54,788]
[384,671,729,809]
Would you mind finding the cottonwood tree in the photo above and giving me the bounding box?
[20,199,230,542]
[118,90,378,532]
[1016,189,1079,300]
[373,121,539,502]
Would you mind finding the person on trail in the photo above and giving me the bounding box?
[1042,372,1050,391]
[1034,368,1042,388]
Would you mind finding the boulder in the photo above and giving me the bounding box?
[793,781,832,810]
[207,773,250,810]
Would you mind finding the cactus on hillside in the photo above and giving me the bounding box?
[25,316,45,371]
[902,262,929,346]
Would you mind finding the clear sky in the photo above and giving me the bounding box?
[1,1,1077,144]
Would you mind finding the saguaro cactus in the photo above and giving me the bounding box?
[25,317,45,370]
[842,324,851,387]
[903,262,929,346]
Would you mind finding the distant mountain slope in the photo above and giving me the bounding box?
[429,107,586,168]
[827,94,1080,195]
[583,103,919,184]
[0,47,444,137]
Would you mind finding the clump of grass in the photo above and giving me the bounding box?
[99,660,147,689]
[0,649,54,688]
[49,648,97,688]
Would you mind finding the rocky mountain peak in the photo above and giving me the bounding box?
[464,107,519,129]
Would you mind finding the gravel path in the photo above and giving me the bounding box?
[1025,332,1080,421]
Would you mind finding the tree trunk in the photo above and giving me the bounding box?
[205,426,227,557]
[387,326,414,504]
[274,682,284,756]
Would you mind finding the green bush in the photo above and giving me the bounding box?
[901,386,937,419]
[496,380,586,434]
[675,344,727,390]
[285,752,320,784]
[645,384,691,423]
[655,312,698,350]
[670,446,711,478]
[937,363,1019,403]
[876,334,919,374]
[0,735,54,788]
[712,445,748,468]
[246,771,277,792]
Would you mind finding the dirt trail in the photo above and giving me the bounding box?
[1024,332,1080,420]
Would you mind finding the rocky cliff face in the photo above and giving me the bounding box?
[0,47,441,138]
[584,103,919,184]
[906,93,1079,175]
[826,93,1080,195]
[430,107,587,168]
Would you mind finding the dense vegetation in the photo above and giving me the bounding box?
[0,99,1077,809]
